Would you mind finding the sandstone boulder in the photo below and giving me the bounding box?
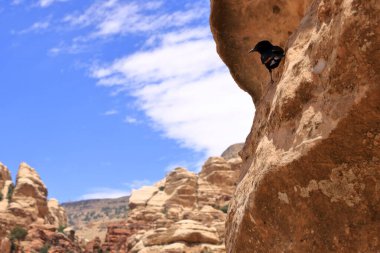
[221,143,244,160]
[129,186,158,209]
[142,220,220,246]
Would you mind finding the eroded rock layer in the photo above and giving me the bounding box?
[0,162,80,253]
[211,0,380,252]
[99,145,243,253]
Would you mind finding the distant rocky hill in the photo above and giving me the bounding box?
[87,144,243,253]
[63,196,129,241]
[0,162,81,252]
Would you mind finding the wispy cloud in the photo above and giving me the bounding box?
[164,159,205,173]
[12,0,69,7]
[80,179,152,199]
[80,188,130,200]
[14,21,50,34]
[45,0,253,157]
[124,116,139,124]
[103,109,119,116]
[49,41,86,55]
[63,0,205,38]
[11,0,22,5]
[92,26,253,156]
[124,179,152,190]
[38,0,68,8]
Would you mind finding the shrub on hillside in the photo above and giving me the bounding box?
[39,244,50,253]
[58,225,66,233]
[7,183,14,201]
[219,205,229,214]
[10,226,27,241]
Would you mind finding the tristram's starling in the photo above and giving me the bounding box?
[249,40,285,83]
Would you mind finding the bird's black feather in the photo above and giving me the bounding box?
[249,40,285,82]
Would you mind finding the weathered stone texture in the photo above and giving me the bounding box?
[211,0,380,252]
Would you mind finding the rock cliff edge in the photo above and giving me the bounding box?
[211,0,380,252]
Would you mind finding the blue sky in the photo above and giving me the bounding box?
[0,0,253,202]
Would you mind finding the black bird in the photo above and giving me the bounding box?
[249,40,285,83]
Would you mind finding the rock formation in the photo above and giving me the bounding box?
[48,198,68,227]
[100,145,243,253]
[9,162,50,223]
[211,0,380,252]
[0,162,80,252]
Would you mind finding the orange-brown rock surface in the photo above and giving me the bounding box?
[210,0,313,103]
[211,0,380,252]
[101,145,243,253]
[0,162,80,253]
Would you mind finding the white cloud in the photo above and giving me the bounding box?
[91,27,254,156]
[15,21,50,34]
[124,179,152,190]
[80,179,152,200]
[47,0,253,158]
[80,188,130,199]
[49,41,86,55]
[38,0,68,8]
[164,158,205,173]
[12,0,23,5]
[92,27,223,87]
[63,0,206,38]
[103,109,118,116]
[124,116,139,124]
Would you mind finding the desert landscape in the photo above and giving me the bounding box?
[0,0,379,252]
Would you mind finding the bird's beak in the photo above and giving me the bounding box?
[248,48,256,54]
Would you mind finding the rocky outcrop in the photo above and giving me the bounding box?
[0,163,13,213]
[48,198,68,227]
[20,224,82,253]
[9,162,50,222]
[101,144,243,252]
[0,162,78,252]
[0,163,12,191]
[211,0,380,252]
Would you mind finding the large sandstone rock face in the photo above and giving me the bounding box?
[0,162,79,252]
[211,0,380,252]
[210,0,313,103]
[100,145,243,253]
